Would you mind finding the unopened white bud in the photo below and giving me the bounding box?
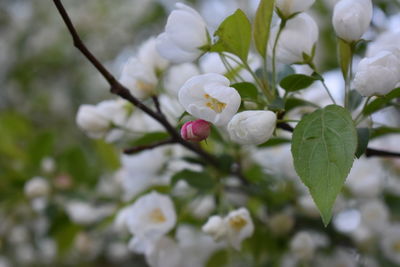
[24,177,50,198]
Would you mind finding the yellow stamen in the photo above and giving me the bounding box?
[229,216,247,231]
[204,94,227,113]
[149,208,167,223]
[393,240,400,253]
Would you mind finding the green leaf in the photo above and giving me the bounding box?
[370,127,400,139]
[355,128,370,158]
[231,82,258,101]
[258,137,291,148]
[363,88,400,116]
[206,250,228,267]
[349,90,363,111]
[291,105,357,226]
[338,39,352,78]
[280,74,317,92]
[253,0,275,58]
[211,9,251,62]
[285,97,319,112]
[171,170,214,191]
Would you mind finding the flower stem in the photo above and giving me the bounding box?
[272,20,286,94]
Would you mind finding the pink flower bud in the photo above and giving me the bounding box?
[181,120,211,142]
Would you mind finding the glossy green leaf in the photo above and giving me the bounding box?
[211,9,251,62]
[258,137,291,148]
[280,74,317,92]
[370,127,400,139]
[231,82,258,101]
[253,0,275,58]
[291,105,357,226]
[363,88,400,116]
[355,128,370,158]
[285,97,319,111]
[171,170,214,191]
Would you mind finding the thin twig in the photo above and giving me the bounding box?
[52,0,220,168]
[152,95,162,115]
[124,138,176,154]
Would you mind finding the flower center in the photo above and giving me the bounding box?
[204,94,226,113]
[137,80,155,93]
[229,215,247,231]
[393,240,400,253]
[148,208,167,223]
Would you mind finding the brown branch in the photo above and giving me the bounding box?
[152,96,162,115]
[124,138,176,154]
[276,122,400,158]
[52,0,220,168]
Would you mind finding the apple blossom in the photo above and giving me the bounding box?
[353,51,400,96]
[144,237,182,267]
[76,105,110,139]
[332,0,373,43]
[178,73,241,126]
[126,191,177,241]
[289,231,316,260]
[202,215,227,242]
[381,225,400,265]
[181,119,211,142]
[276,0,315,18]
[202,208,254,250]
[269,13,319,64]
[227,110,277,145]
[24,177,50,198]
[164,63,200,96]
[156,3,209,63]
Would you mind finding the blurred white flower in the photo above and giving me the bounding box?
[333,209,361,234]
[106,242,130,263]
[367,31,400,58]
[276,0,315,18]
[178,73,241,126]
[156,3,209,63]
[289,231,316,261]
[345,158,385,198]
[24,176,50,198]
[65,201,115,225]
[268,212,295,235]
[354,51,400,96]
[76,99,130,142]
[119,37,168,99]
[381,225,400,265]
[188,195,216,219]
[270,13,319,64]
[202,215,226,241]
[126,191,176,242]
[360,200,389,233]
[227,110,277,145]
[176,225,224,267]
[40,157,56,174]
[164,63,200,96]
[332,0,373,42]
[203,208,254,250]
[145,237,182,267]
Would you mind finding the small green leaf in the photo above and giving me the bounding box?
[355,128,370,158]
[268,97,285,111]
[211,9,251,62]
[338,39,352,78]
[258,137,291,148]
[349,90,363,111]
[291,105,357,226]
[253,0,275,58]
[370,127,400,139]
[231,82,258,101]
[280,74,317,92]
[363,88,400,116]
[285,97,319,112]
[171,170,214,191]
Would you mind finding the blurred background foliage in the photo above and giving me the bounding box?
[1,0,400,266]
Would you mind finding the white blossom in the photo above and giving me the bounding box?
[144,237,182,267]
[381,225,400,265]
[227,110,277,145]
[270,13,319,64]
[164,63,200,96]
[332,0,373,42]
[65,201,115,225]
[366,31,400,58]
[354,51,400,96]
[203,208,254,250]
[289,231,316,260]
[178,73,241,126]
[126,191,177,242]
[24,176,50,198]
[276,0,315,18]
[156,3,209,63]
[360,200,389,233]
